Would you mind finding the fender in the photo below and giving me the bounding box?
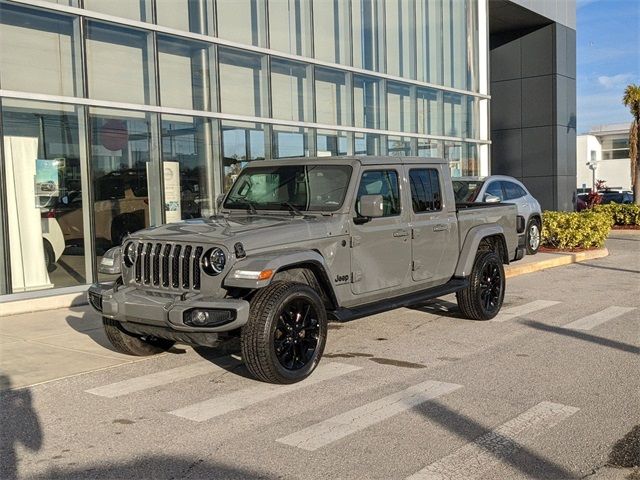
[224,249,336,298]
[455,224,506,277]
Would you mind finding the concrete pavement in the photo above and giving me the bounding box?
[0,232,638,479]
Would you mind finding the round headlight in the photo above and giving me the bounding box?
[202,247,226,276]
[123,242,137,267]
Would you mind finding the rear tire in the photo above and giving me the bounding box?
[526,218,541,255]
[241,281,327,384]
[43,240,56,272]
[456,251,505,320]
[103,317,174,356]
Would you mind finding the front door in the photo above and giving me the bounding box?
[350,168,411,295]
[406,167,458,285]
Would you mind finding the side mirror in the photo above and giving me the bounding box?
[484,193,501,203]
[216,194,226,210]
[98,246,122,275]
[359,194,385,218]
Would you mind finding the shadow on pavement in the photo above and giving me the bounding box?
[410,299,465,319]
[31,455,276,480]
[65,310,126,354]
[0,374,43,480]
[572,262,640,275]
[521,319,640,354]
[415,400,577,479]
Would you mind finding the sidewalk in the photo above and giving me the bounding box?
[0,246,612,390]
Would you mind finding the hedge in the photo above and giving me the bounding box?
[541,210,612,250]
[592,203,640,226]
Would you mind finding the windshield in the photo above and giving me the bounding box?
[224,164,353,212]
[453,180,484,203]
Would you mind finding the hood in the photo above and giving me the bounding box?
[130,214,337,251]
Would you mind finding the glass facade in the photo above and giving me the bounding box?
[0,0,488,296]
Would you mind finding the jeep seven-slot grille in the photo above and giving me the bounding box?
[132,242,202,291]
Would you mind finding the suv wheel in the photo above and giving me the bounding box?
[103,317,175,356]
[526,219,541,255]
[456,251,505,320]
[241,281,327,384]
[43,240,55,272]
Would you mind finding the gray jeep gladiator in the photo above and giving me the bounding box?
[89,156,525,384]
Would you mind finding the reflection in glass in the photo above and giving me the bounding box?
[462,143,480,176]
[443,92,463,137]
[271,58,309,122]
[416,0,442,84]
[385,0,414,78]
[444,141,463,177]
[221,121,265,192]
[352,0,381,71]
[312,0,349,64]
[269,0,311,56]
[417,88,441,136]
[156,0,212,33]
[158,35,212,111]
[273,126,309,159]
[315,67,348,126]
[83,0,150,21]
[465,96,478,139]
[216,0,264,46]
[2,99,86,291]
[218,47,265,117]
[354,75,381,129]
[317,130,348,156]
[418,139,440,158]
[161,115,214,220]
[443,0,467,89]
[388,136,412,157]
[86,22,153,105]
[354,132,380,155]
[0,4,77,97]
[89,108,151,279]
[387,82,413,133]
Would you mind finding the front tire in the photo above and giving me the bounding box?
[103,317,175,356]
[456,251,505,320]
[241,281,327,384]
[526,218,541,255]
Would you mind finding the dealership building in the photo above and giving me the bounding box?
[0,0,575,303]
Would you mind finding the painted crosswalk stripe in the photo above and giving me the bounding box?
[276,380,462,451]
[563,306,636,331]
[86,361,228,398]
[406,401,579,480]
[492,300,561,322]
[169,362,361,422]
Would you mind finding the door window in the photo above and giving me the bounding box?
[485,181,504,201]
[504,181,527,200]
[409,169,442,212]
[355,170,400,217]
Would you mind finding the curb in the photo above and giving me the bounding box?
[505,248,609,278]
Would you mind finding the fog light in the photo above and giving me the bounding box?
[184,309,236,328]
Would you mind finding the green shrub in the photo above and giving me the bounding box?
[542,210,612,249]
[592,203,640,226]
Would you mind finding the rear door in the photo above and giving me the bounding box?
[406,166,458,285]
[350,168,411,295]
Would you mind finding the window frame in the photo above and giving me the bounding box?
[354,168,402,218]
[409,168,443,214]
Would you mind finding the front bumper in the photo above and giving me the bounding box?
[88,282,250,334]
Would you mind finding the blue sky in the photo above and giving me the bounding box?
[577,0,640,133]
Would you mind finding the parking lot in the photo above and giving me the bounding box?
[1,233,638,480]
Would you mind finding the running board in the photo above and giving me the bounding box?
[329,278,469,322]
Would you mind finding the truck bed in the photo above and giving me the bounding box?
[455,202,519,260]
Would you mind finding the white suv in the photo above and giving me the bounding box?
[453,175,542,255]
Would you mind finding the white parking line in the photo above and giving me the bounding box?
[563,306,636,331]
[86,361,228,398]
[169,362,361,422]
[406,401,579,480]
[276,380,462,451]
[492,300,561,322]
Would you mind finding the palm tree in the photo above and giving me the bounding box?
[622,84,640,205]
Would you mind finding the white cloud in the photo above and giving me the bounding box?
[597,73,634,89]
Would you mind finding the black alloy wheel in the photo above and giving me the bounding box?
[456,251,506,320]
[274,298,321,370]
[479,260,503,315]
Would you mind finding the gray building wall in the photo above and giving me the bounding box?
[490,6,576,211]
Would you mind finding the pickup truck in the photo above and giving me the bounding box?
[89,157,525,384]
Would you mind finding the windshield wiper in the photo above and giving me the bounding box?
[280,202,304,217]
[244,200,258,215]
